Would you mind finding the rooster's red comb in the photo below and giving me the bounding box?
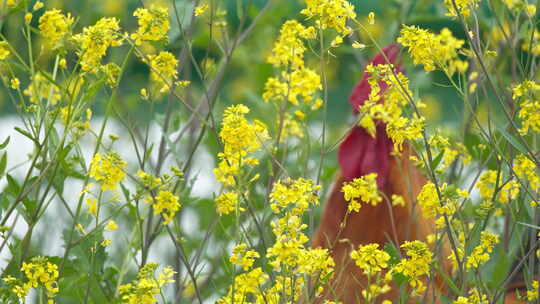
[338,44,401,187]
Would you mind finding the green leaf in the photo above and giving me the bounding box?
[0,152,6,177]
[497,126,528,154]
[6,174,20,195]
[489,247,510,288]
[0,136,10,150]
[14,127,39,145]
[430,150,444,171]
[384,242,401,266]
[517,221,540,230]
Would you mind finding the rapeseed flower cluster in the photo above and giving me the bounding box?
[3,257,59,304]
[72,17,123,73]
[301,0,356,36]
[269,177,320,214]
[149,190,181,225]
[266,20,316,69]
[230,243,261,270]
[215,191,241,215]
[358,64,425,150]
[417,182,441,218]
[465,231,499,269]
[514,154,540,191]
[213,104,269,188]
[0,41,10,60]
[263,1,355,142]
[263,20,322,110]
[428,135,471,172]
[511,80,540,135]
[453,288,489,304]
[89,152,127,191]
[263,16,326,138]
[398,26,467,73]
[476,170,520,204]
[38,9,74,48]
[218,178,334,303]
[216,268,268,304]
[267,178,324,269]
[194,4,209,17]
[146,51,178,93]
[350,243,390,275]
[59,106,92,138]
[341,173,382,212]
[444,0,481,17]
[392,240,433,294]
[131,6,170,45]
[23,73,61,105]
[136,169,183,225]
[118,263,175,304]
[417,182,467,230]
[527,280,539,301]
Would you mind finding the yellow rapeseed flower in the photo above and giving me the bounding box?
[89,152,127,191]
[86,197,98,216]
[213,104,269,187]
[147,51,178,93]
[267,20,316,69]
[33,1,44,11]
[194,4,209,16]
[444,0,480,17]
[215,191,241,215]
[341,173,381,212]
[466,231,499,269]
[230,243,260,270]
[397,25,465,73]
[104,220,118,231]
[72,17,122,73]
[270,178,320,215]
[131,5,170,45]
[38,9,74,48]
[216,268,268,304]
[515,154,540,191]
[20,257,59,302]
[358,64,425,150]
[149,190,181,225]
[23,73,61,105]
[527,280,539,301]
[417,182,439,218]
[10,78,20,89]
[24,13,32,24]
[393,240,433,294]
[452,288,489,304]
[0,41,11,60]
[119,263,175,304]
[350,243,390,275]
[301,0,356,35]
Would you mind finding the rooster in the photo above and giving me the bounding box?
[311,45,530,304]
[311,44,444,303]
